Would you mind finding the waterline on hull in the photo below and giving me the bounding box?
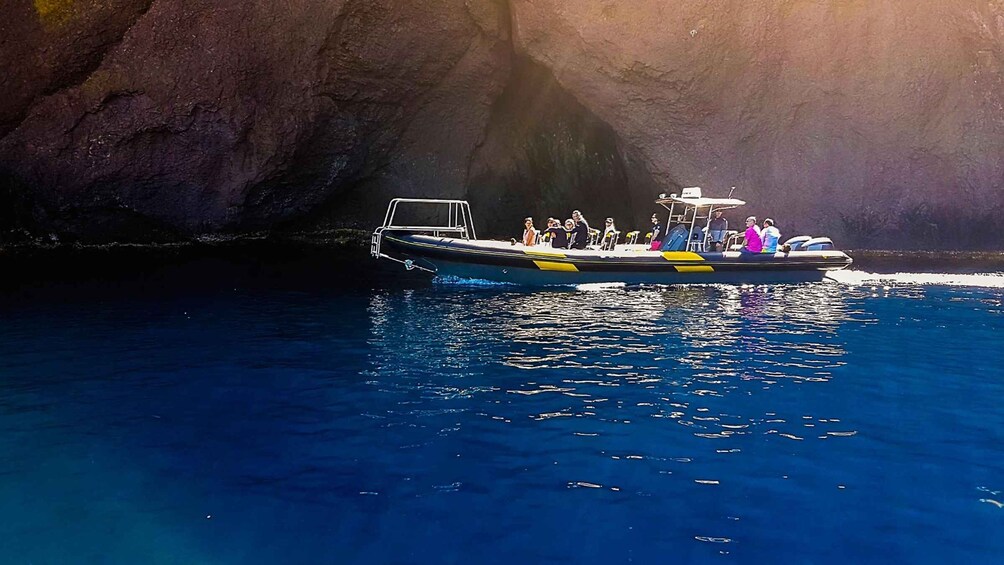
[431,259,832,286]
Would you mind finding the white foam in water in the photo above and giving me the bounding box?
[432,275,516,288]
[574,282,628,292]
[826,270,1004,289]
[434,272,1004,289]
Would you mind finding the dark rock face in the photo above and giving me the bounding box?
[0,0,154,137]
[1,0,514,240]
[2,0,1003,248]
[466,56,655,238]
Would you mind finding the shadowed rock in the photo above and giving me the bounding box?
[2,0,1003,249]
[0,0,514,241]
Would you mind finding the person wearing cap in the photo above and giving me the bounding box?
[649,213,665,250]
[708,210,728,251]
[760,218,781,253]
[569,209,590,249]
[741,216,762,254]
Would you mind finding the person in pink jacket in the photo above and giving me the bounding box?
[741,216,762,254]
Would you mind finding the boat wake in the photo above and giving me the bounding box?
[432,270,1004,290]
[432,275,517,288]
[827,270,1004,289]
[574,283,628,292]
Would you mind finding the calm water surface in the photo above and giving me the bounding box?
[1,268,1002,564]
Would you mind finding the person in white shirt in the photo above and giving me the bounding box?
[602,217,618,250]
[760,218,781,253]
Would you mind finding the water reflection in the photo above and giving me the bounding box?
[362,282,872,560]
[365,283,858,446]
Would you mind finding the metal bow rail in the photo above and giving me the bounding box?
[370,198,477,273]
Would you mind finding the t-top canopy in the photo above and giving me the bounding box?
[655,186,746,208]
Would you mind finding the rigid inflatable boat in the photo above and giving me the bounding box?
[370,190,852,285]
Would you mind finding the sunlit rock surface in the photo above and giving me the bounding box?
[508,0,1004,247]
[2,0,1003,248]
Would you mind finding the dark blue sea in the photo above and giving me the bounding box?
[1,257,1003,564]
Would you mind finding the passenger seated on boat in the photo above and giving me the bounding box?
[760,218,781,253]
[538,217,552,244]
[563,219,576,248]
[602,218,619,250]
[521,217,537,246]
[649,214,665,250]
[741,216,763,254]
[544,218,569,249]
[570,210,590,249]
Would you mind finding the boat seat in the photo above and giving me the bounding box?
[687,230,705,252]
[588,228,600,247]
[724,231,744,251]
[624,231,640,245]
[644,232,653,244]
[601,230,621,250]
[783,235,812,251]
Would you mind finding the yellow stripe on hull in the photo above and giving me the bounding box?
[661,251,706,262]
[524,250,567,258]
[533,260,579,272]
[674,265,715,273]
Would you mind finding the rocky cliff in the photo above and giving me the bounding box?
[2,0,1003,248]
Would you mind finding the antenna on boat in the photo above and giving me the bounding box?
[728,186,736,198]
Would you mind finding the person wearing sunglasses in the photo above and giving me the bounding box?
[602,217,618,250]
[741,216,762,254]
[569,210,590,250]
[544,217,569,249]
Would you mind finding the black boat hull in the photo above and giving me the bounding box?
[383,233,852,286]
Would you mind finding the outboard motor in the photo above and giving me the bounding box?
[783,235,812,251]
[802,237,834,251]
